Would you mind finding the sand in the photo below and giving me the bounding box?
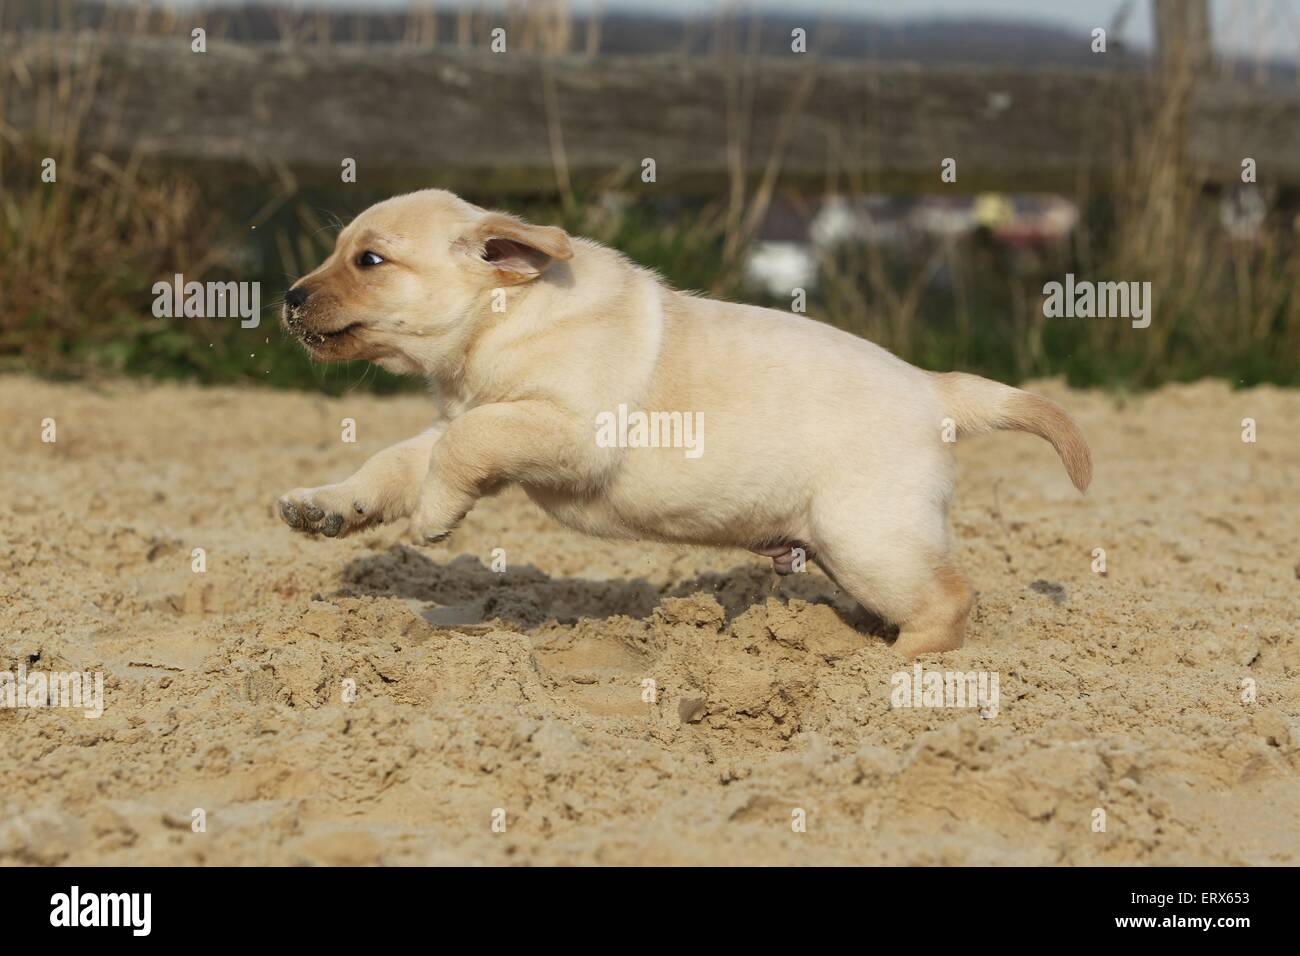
[0,374,1296,865]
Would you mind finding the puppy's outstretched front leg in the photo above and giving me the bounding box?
[278,425,445,537]
[409,401,591,544]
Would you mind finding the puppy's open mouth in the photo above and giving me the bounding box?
[302,322,362,346]
[285,311,363,348]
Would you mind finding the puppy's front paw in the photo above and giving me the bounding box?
[277,484,381,538]
[408,520,454,547]
[407,501,460,547]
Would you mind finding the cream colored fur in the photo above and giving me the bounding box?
[278,189,1092,657]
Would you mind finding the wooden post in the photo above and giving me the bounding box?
[1150,0,1213,178]
[1153,0,1212,76]
[1129,0,1214,265]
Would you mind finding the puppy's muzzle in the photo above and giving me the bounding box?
[282,286,363,351]
[282,285,315,341]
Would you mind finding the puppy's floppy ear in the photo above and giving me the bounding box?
[467,212,573,285]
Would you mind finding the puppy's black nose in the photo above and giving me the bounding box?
[285,286,310,308]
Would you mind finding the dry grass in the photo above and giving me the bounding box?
[0,21,221,374]
[807,38,1300,388]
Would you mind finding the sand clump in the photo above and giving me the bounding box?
[0,375,1296,865]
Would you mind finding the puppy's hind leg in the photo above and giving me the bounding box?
[811,487,972,659]
[890,566,974,659]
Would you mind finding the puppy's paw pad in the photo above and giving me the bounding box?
[279,500,304,528]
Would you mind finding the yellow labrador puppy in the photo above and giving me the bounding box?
[278,189,1090,657]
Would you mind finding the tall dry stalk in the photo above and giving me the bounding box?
[0,12,221,372]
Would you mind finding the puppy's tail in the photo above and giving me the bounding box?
[935,372,1092,492]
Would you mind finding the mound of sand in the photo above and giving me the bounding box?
[0,375,1296,865]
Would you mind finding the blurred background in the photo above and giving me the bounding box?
[2,0,1299,394]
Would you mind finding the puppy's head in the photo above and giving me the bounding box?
[282,189,573,375]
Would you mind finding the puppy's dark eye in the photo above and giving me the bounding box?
[357,251,385,268]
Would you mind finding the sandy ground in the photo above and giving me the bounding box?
[0,374,1296,866]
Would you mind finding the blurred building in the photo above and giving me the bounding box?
[744,192,1079,294]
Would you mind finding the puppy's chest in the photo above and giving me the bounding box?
[431,389,470,421]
